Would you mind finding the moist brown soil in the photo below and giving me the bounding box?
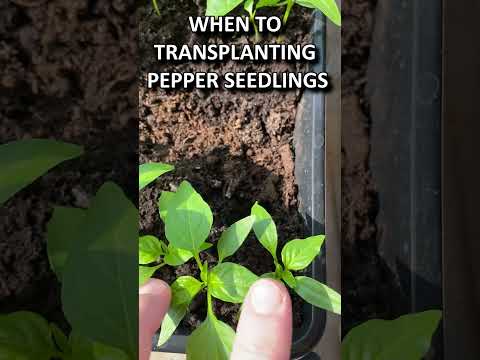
[139,2,314,331]
[0,0,136,329]
[341,0,403,335]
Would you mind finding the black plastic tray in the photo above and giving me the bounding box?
[152,12,329,358]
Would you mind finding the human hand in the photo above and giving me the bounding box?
[139,279,171,360]
[138,278,292,360]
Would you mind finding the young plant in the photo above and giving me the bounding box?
[206,0,341,28]
[251,202,341,314]
[139,164,341,359]
[0,141,137,359]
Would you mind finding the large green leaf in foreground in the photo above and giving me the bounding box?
[342,310,442,360]
[0,311,57,360]
[0,139,83,205]
[62,182,138,358]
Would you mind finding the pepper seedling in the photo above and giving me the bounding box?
[138,164,341,360]
[250,202,341,314]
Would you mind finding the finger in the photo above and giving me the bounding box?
[231,279,292,360]
[139,279,171,360]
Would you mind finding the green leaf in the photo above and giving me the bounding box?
[186,315,235,360]
[139,265,162,286]
[68,333,130,360]
[296,0,341,26]
[294,276,341,315]
[217,215,254,262]
[342,310,442,360]
[139,235,164,264]
[281,269,297,288]
[206,0,244,16]
[158,276,203,347]
[158,191,175,222]
[139,163,173,190]
[165,181,213,253]
[164,243,213,266]
[0,311,57,360]
[281,235,325,271]
[209,263,258,303]
[251,202,278,261]
[0,139,83,205]
[256,0,282,8]
[62,182,138,358]
[47,207,86,279]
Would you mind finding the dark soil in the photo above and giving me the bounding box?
[341,0,404,335]
[0,0,137,329]
[139,2,315,331]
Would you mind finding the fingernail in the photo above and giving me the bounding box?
[139,279,169,295]
[250,279,285,315]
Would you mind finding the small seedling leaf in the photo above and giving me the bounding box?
[139,235,165,265]
[251,202,278,261]
[209,263,258,303]
[206,0,244,16]
[139,163,174,191]
[0,139,83,206]
[281,235,325,271]
[217,215,255,262]
[294,276,341,315]
[0,311,57,359]
[158,276,203,347]
[341,310,442,360]
[186,314,235,360]
[296,0,341,26]
[139,265,162,286]
[164,243,213,266]
[165,181,213,253]
[47,207,86,279]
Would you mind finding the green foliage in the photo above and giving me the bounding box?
[251,202,278,261]
[0,312,59,359]
[294,276,341,314]
[138,164,341,359]
[61,182,138,358]
[0,139,83,205]
[186,312,235,360]
[342,310,442,360]
[217,215,255,262]
[281,235,325,270]
[209,263,258,303]
[1,140,135,359]
[164,181,213,253]
[139,162,174,190]
[205,0,341,28]
[251,203,341,315]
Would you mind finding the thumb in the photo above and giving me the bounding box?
[231,279,292,360]
[139,279,171,360]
